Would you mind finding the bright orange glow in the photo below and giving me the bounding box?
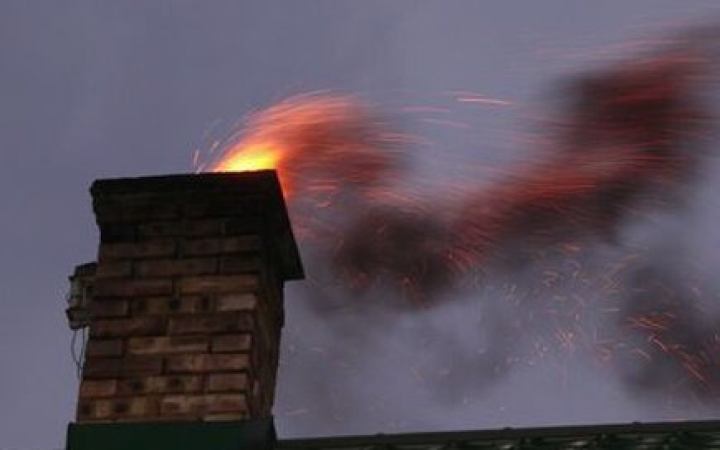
[212,141,292,196]
[213,142,282,173]
[206,93,400,200]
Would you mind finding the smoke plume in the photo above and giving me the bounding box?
[209,24,720,411]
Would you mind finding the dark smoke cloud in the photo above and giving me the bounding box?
[333,27,717,305]
[211,23,720,417]
[615,253,720,404]
[308,25,720,405]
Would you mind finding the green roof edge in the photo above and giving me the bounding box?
[66,418,276,450]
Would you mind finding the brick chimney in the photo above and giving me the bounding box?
[66,171,303,449]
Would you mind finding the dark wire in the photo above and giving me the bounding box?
[71,327,88,381]
[68,287,88,381]
[71,329,79,380]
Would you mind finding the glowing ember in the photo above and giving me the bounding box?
[213,143,281,173]
[208,93,404,199]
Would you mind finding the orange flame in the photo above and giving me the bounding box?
[207,93,402,200]
[213,142,282,173]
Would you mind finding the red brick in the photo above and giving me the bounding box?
[83,356,163,378]
[219,255,264,274]
[212,334,252,353]
[121,356,164,376]
[96,201,180,222]
[183,197,262,218]
[137,219,224,238]
[93,279,173,297]
[118,375,202,395]
[206,373,249,393]
[183,236,262,256]
[183,219,225,236]
[204,412,250,421]
[216,293,257,311]
[168,313,252,335]
[137,221,183,237]
[98,240,176,261]
[127,336,208,355]
[223,217,263,235]
[160,394,249,416]
[135,258,217,278]
[90,316,166,339]
[76,400,103,421]
[165,354,249,374]
[205,394,250,414]
[182,238,220,256]
[82,358,121,379]
[90,299,129,318]
[248,314,274,350]
[225,235,263,252]
[98,222,136,243]
[77,397,159,421]
[177,275,259,294]
[85,339,124,358]
[131,296,212,315]
[78,379,117,398]
[94,261,133,278]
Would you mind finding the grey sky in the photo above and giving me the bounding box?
[2,2,720,449]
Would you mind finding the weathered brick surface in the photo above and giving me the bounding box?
[85,339,124,358]
[183,236,262,256]
[93,279,173,297]
[216,293,257,311]
[127,336,208,355]
[135,258,217,278]
[137,221,183,237]
[183,196,262,218]
[165,353,249,374]
[204,413,250,421]
[130,296,212,315]
[90,299,129,318]
[94,261,133,278]
[160,394,249,416]
[249,338,268,378]
[223,217,264,235]
[183,219,225,237]
[206,373,249,393]
[250,317,275,362]
[137,219,224,238]
[98,223,136,243]
[82,358,121,378]
[211,334,252,353]
[168,313,253,335]
[95,200,180,222]
[117,376,203,395]
[90,317,166,339]
[219,255,264,274]
[98,240,176,261]
[78,397,160,420]
[177,275,259,294]
[79,379,118,398]
[79,173,301,423]
[83,356,163,378]
[119,356,164,377]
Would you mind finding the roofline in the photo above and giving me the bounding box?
[276,419,720,447]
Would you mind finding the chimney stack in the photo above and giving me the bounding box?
[66,171,302,449]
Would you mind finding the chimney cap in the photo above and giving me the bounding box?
[91,170,286,196]
[90,170,304,281]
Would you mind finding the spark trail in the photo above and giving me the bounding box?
[205,25,720,406]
